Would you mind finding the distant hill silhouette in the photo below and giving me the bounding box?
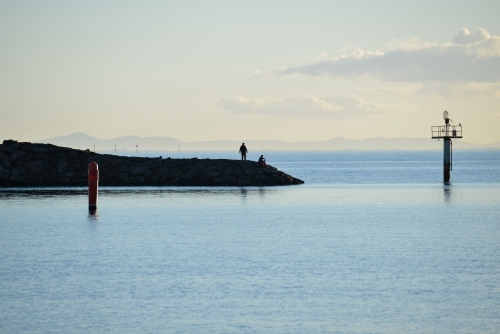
[35,132,500,151]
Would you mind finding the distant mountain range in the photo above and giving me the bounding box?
[34,132,500,152]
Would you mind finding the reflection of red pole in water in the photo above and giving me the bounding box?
[88,161,99,211]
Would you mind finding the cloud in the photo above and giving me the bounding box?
[453,28,490,44]
[255,28,500,83]
[214,94,395,119]
[417,82,500,98]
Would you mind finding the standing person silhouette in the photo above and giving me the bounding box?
[239,143,248,160]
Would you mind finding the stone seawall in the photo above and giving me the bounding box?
[0,140,304,187]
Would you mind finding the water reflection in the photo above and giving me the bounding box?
[88,210,99,219]
[0,186,272,200]
[443,182,452,203]
[0,187,87,199]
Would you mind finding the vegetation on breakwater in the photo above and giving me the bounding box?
[0,140,304,187]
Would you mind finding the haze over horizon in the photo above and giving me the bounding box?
[33,132,500,152]
[1,1,499,144]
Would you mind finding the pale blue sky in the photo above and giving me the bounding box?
[1,1,499,143]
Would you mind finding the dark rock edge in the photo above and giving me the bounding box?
[0,140,304,187]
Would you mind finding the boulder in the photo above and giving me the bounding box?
[55,178,71,185]
[11,167,26,177]
[0,158,12,169]
[57,161,69,173]
[10,150,27,162]
[9,174,26,182]
[26,160,44,168]
[0,168,10,180]
[0,144,16,154]
[223,166,243,178]
[237,176,253,186]
[32,146,51,153]
[213,175,238,186]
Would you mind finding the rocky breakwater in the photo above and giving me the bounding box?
[0,140,304,187]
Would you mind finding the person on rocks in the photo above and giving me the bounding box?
[239,143,248,160]
[258,154,267,168]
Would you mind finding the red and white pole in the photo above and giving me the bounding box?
[88,161,99,211]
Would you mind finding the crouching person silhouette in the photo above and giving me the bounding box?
[258,154,267,167]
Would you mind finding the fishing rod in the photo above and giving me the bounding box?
[16,128,30,141]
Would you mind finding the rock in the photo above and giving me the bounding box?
[253,174,271,185]
[0,168,10,180]
[182,168,199,179]
[36,170,57,181]
[57,161,69,173]
[213,175,238,186]
[202,170,221,179]
[34,153,53,160]
[66,163,81,172]
[128,176,145,185]
[245,168,264,176]
[11,167,26,177]
[13,153,33,167]
[26,160,44,168]
[22,171,36,180]
[171,170,185,178]
[159,171,171,182]
[270,174,286,185]
[0,179,12,186]
[24,179,44,186]
[58,172,75,178]
[144,174,161,185]
[10,150,27,162]
[180,164,194,172]
[0,140,304,187]
[9,174,26,182]
[149,162,163,172]
[32,146,50,153]
[55,178,71,185]
[108,164,127,174]
[128,165,150,176]
[223,166,243,178]
[0,144,16,154]
[0,158,12,169]
[28,164,47,174]
[237,176,253,185]
[3,140,20,149]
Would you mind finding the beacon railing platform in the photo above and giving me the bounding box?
[431,125,462,139]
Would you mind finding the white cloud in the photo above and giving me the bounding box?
[453,28,490,44]
[417,82,500,98]
[214,94,395,119]
[255,28,500,83]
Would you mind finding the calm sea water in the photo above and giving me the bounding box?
[1,150,499,333]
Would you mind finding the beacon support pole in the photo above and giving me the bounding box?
[443,137,451,182]
[431,111,462,183]
[88,161,99,211]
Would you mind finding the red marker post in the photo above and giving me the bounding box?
[88,161,99,212]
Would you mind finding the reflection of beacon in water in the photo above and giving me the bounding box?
[431,111,463,182]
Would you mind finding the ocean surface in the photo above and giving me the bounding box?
[1,150,499,333]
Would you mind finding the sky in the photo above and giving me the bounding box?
[1,0,499,144]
